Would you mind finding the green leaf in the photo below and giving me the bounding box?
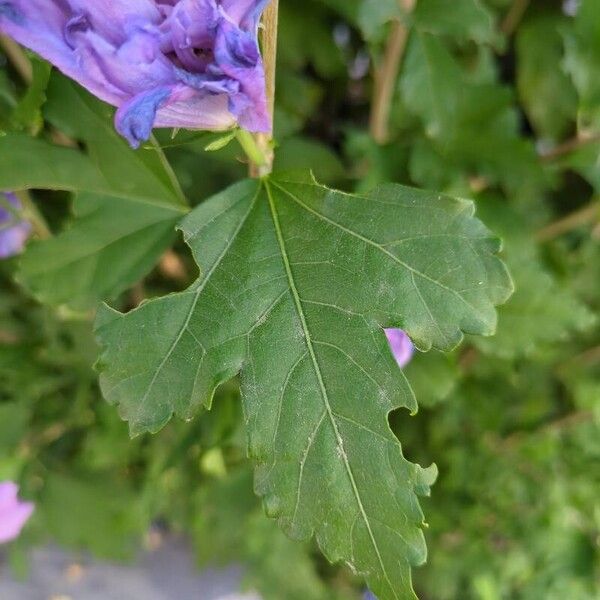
[0,133,110,192]
[204,129,237,152]
[562,0,600,131]
[195,467,341,600]
[274,137,345,184]
[516,13,578,141]
[320,0,406,40]
[18,193,181,310]
[1,75,188,309]
[472,197,596,359]
[0,133,187,211]
[40,473,145,559]
[413,0,498,45]
[0,69,17,115]
[96,171,512,599]
[10,58,51,134]
[401,32,544,191]
[44,75,187,209]
[402,32,463,141]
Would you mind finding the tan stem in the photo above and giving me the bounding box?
[540,133,600,162]
[0,34,32,83]
[500,0,531,36]
[250,0,279,178]
[15,190,51,239]
[491,410,593,452]
[536,200,599,242]
[369,0,416,145]
[159,250,188,281]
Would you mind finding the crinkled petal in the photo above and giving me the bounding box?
[75,26,173,96]
[214,18,269,131]
[160,0,220,72]
[221,0,270,31]
[66,0,161,44]
[1,0,270,144]
[0,0,123,105]
[115,85,174,148]
[155,92,237,132]
[117,83,237,146]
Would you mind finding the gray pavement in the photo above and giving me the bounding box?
[0,538,260,600]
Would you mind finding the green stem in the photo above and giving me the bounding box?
[236,128,268,170]
[0,35,32,83]
[249,0,279,177]
[500,0,530,36]
[149,135,189,208]
[370,0,416,144]
[536,200,599,242]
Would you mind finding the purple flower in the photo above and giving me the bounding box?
[0,192,31,258]
[385,328,414,368]
[363,591,377,600]
[0,481,34,544]
[0,0,270,148]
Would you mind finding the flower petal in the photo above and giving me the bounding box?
[155,91,237,132]
[0,482,19,511]
[0,481,34,544]
[1,0,269,144]
[0,501,34,543]
[0,0,123,105]
[214,18,269,132]
[0,192,31,259]
[385,328,415,368]
[115,86,173,148]
[221,0,270,31]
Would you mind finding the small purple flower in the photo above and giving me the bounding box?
[0,0,270,148]
[363,591,377,600]
[0,192,31,258]
[0,481,34,544]
[385,328,414,368]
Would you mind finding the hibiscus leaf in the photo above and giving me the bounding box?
[95,171,512,599]
[18,193,181,311]
[43,76,188,209]
[0,133,111,194]
[0,132,187,211]
[0,74,189,310]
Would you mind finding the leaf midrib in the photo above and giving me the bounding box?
[264,180,398,598]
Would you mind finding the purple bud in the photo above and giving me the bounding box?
[0,481,34,544]
[0,192,31,258]
[385,328,414,368]
[0,0,270,148]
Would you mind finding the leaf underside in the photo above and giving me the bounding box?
[96,171,512,600]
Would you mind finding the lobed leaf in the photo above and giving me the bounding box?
[96,171,512,599]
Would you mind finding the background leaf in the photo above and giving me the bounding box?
[18,193,181,311]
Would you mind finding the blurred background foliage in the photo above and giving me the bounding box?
[0,0,599,598]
